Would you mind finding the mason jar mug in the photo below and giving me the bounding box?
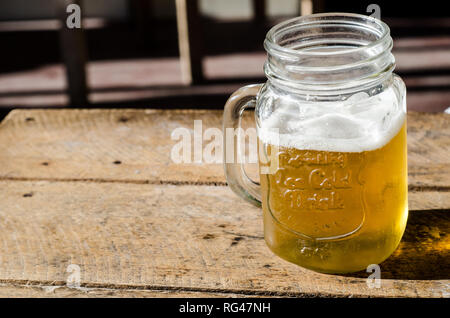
[223,13,408,273]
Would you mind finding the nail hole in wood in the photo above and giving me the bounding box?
[231,236,244,246]
[25,117,35,122]
[113,160,122,165]
[23,193,33,198]
[41,162,49,166]
[118,116,129,123]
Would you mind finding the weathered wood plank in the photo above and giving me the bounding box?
[0,283,261,298]
[0,110,448,191]
[0,180,447,297]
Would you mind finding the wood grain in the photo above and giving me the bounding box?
[0,110,448,191]
[0,180,448,298]
[0,283,261,298]
[0,109,448,298]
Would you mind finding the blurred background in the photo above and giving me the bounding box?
[0,0,449,120]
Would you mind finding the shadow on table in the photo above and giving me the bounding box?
[341,209,450,280]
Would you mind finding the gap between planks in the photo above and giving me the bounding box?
[0,279,344,298]
[0,283,279,298]
[1,176,449,193]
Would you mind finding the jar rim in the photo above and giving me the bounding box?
[264,12,391,58]
[263,12,395,94]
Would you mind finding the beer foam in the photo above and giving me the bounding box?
[258,91,405,153]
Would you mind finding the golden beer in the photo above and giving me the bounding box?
[258,121,408,273]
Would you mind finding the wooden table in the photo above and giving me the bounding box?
[0,109,448,298]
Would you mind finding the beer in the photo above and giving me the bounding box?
[258,101,408,273]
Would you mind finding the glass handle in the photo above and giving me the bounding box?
[223,84,263,206]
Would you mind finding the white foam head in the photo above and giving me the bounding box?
[258,89,405,153]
